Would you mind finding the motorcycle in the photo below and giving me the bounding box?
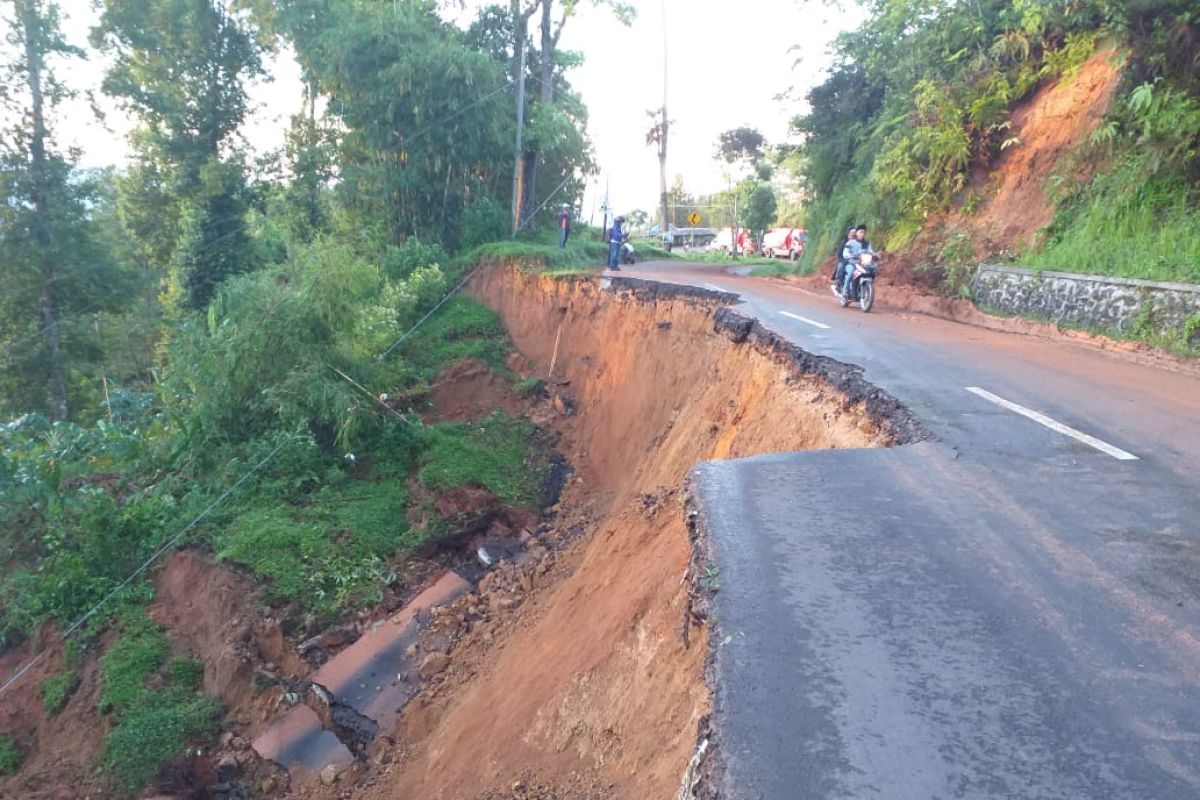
[832,252,879,312]
[620,237,636,265]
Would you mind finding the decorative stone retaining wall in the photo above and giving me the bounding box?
[971,264,1200,342]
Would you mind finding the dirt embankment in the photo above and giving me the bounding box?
[337,266,902,800]
[800,45,1127,303]
[2,264,916,800]
[962,44,1125,255]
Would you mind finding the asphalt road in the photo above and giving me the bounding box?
[621,261,1200,799]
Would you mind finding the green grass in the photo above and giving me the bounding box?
[397,296,510,382]
[455,236,677,275]
[98,614,218,796]
[98,617,171,715]
[419,414,547,509]
[748,261,805,278]
[41,643,83,715]
[680,250,780,269]
[456,239,610,272]
[0,735,21,776]
[1028,162,1200,284]
[513,377,545,397]
[213,479,409,616]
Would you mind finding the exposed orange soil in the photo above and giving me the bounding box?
[318,266,882,800]
[476,268,885,508]
[425,357,525,423]
[825,44,1127,298]
[148,551,309,727]
[0,628,107,800]
[968,44,1125,252]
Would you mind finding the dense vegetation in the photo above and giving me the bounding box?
[790,0,1200,286]
[0,0,601,794]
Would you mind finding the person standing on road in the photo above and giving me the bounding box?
[607,216,625,270]
[557,204,572,248]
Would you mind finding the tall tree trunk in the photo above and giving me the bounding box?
[520,0,556,227]
[657,108,669,237]
[306,78,320,233]
[21,0,68,421]
[510,0,530,235]
[658,0,669,239]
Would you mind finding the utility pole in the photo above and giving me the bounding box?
[511,1,531,235]
[657,0,670,241]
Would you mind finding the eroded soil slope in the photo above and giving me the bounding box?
[343,267,894,800]
[801,45,1126,299]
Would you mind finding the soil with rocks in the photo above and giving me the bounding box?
[271,265,898,800]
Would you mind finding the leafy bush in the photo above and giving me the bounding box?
[382,237,448,281]
[460,196,510,251]
[160,237,447,456]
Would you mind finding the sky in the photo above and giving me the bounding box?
[555,0,866,221]
[45,0,865,222]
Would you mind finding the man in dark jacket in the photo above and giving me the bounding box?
[607,216,625,270]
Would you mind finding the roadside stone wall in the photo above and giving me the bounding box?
[971,264,1200,343]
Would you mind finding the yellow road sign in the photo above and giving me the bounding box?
[687,211,701,226]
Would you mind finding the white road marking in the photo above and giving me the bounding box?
[703,282,724,292]
[965,387,1139,461]
[779,310,831,330]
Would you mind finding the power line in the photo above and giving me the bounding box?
[377,265,481,361]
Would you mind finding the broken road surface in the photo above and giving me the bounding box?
[631,262,1200,799]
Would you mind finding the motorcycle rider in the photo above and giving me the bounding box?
[841,224,874,299]
[607,216,625,270]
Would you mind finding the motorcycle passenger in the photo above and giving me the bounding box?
[607,216,625,270]
[841,224,874,298]
[832,226,855,286]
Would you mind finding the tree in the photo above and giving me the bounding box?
[647,108,672,230]
[91,0,264,309]
[519,0,632,227]
[717,126,769,258]
[3,0,72,419]
[276,0,513,249]
[626,208,649,233]
[0,2,125,420]
[740,181,778,246]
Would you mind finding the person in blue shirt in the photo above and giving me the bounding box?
[832,225,855,285]
[607,216,625,270]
